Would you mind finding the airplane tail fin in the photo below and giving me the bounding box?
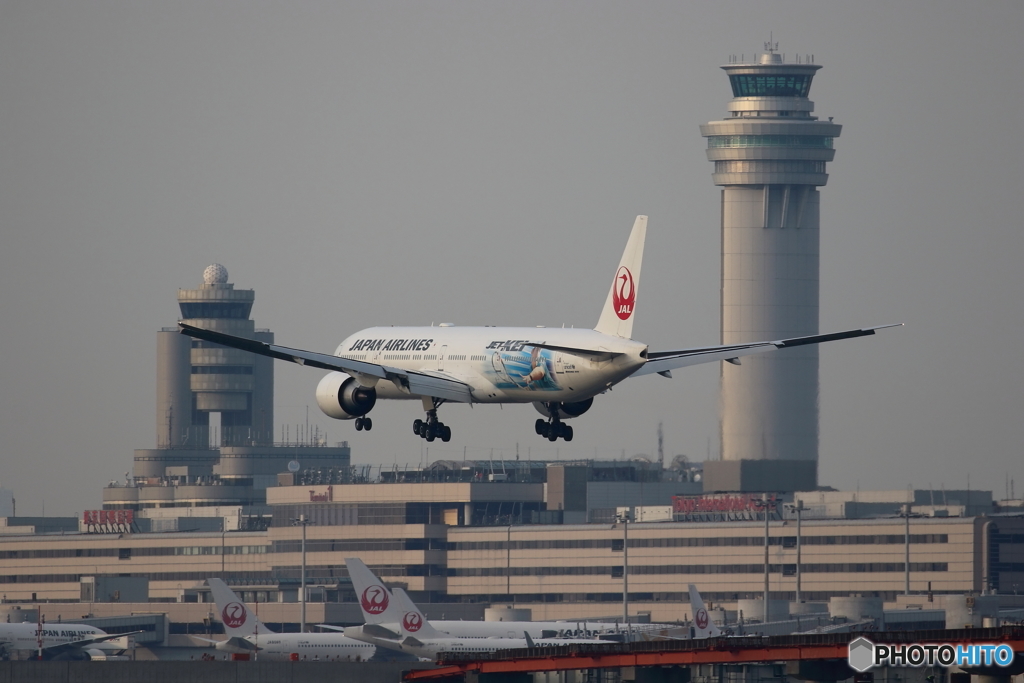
[391,587,445,640]
[688,584,721,638]
[345,557,404,625]
[207,578,274,638]
[594,215,647,339]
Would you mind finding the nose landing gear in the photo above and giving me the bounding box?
[354,416,372,431]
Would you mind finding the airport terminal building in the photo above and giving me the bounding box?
[2,462,1023,631]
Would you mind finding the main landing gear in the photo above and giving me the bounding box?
[413,397,451,442]
[354,416,372,431]
[536,403,573,442]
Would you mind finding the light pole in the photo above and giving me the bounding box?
[785,500,806,604]
[617,509,630,634]
[292,513,314,632]
[897,504,919,595]
[761,494,771,623]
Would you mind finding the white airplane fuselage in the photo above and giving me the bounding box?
[329,326,647,404]
[229,633,374,661]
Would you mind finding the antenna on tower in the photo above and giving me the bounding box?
[657,422,664,466]
[764,32,778,54]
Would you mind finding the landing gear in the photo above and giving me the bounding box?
[355,416,373,431]
[414,398,451,442]
[537,403,574,442]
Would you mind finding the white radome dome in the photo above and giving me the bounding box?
[203,263,229,284]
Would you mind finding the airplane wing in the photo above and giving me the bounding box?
[178,323,473,403]
[40,630,145,658]
[632,324,902,378]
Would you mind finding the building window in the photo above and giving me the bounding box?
[729,74,813,98]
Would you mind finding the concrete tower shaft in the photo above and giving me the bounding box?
[700,52,841,477]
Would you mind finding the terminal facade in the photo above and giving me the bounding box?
[2,463,1022,628]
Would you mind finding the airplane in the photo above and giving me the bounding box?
[0,621,135,660]
[204,578,375,661]
[339,557,625,641]
[345,586,601,660]
[178,216,899,442]
[688,584,722,638]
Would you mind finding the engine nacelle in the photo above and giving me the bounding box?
[532,397,594,420]
[316,372,377,420]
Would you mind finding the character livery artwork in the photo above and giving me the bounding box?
[490,345,558,391]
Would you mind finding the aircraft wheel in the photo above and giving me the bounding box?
[441,425,452,442]
[413,419,423,435]
[535,419,545,435]
[355,418,364,431]
[363,417,372,431]
[426,430,436,442]
[547,427,558,442]
[562,425,573,442]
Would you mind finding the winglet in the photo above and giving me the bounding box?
[595,216,647,339]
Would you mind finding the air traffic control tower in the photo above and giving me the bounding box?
[157,264,274,447]
[700,47,841,492]
[104,265,350,527]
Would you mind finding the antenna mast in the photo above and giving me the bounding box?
[657,421,664,466]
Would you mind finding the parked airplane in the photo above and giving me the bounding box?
[340,557,620,640]
[347,587,600,660]
[179,216,898,442]
[688,584,722,638]
[204,578,375,661]
[0,621,133,660]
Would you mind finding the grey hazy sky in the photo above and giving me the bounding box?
[2,1,1022,516]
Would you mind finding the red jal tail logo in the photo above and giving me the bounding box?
[695,608,709,630]
[612,266,635,320]
[402,612,423,632]
[361,585,390,615]
[222,602,247,629]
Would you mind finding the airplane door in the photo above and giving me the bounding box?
[438,345,447,371]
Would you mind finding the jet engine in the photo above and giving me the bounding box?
[316,372,377,420]
[532,397,594,420]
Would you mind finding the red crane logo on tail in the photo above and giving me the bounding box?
[402,611,423,632]
[695,608,709,630]
[612,266,635,321]
[361,585,390,615]
[222,602,247,629]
